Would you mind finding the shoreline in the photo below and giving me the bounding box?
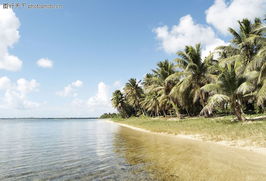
[105,119,266,156]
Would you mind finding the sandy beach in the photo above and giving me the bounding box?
[106,119,266,156]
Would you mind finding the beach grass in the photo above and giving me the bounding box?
[112,114,266,147]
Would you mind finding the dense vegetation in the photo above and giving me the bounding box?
[109,18,266,121]
[99,113,119,119]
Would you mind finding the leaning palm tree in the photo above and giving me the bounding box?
[123,78,144,115]
[111,90,132,118]
[201,64,251,121]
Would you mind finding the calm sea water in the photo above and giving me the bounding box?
[0,119,266,181]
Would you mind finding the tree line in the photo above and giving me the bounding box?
[110,18,266,121]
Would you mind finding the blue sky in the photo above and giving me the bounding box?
[0,0,265,117]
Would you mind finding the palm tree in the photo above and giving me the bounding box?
[256,46,266,108]
[123,78,144,115]
[201,64,249,121]
[110,17,265,119]
[216,18,266,112]
[230,18,263,64]
[142,60,177,116]
[111,90,133,118]
[216,18,264,72]
[141,92,160,117]
[152,60,175,81]
[169,44,217,116]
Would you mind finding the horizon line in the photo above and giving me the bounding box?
[0,117,99,119]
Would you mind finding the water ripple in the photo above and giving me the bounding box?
[0,119,154,181]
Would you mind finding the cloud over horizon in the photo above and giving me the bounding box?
[71,81,117,116]
[0,77,40,109]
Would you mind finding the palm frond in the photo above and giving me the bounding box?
[201,83,220,94]
[200,94,230,115]
[257,80,266,106]
[237,82,256,95]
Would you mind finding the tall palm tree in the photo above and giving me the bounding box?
[123,78,144,115]
[169,44,217,116]
[216,18,266,111]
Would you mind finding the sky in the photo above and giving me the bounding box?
[0,0,265,117]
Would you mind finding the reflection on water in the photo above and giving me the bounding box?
[0,119,265,181]
[0,119,154,180]
[114,125,266,181]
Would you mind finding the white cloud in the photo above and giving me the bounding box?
[56,80,83,97]
[17,78,39,94]
[0,77,40,109]
[87,82,110,108]
[37,58,53,68]
[154,15,226,57]
[206,0,266,34]
[0,6,22,71]
[0,76,11,90]
[71,81,116,115]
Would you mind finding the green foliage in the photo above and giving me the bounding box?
[108,17,266,121]
[111,90,134,118]
[99,113,120,119]
[123,78,144,116]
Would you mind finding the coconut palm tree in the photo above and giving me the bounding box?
[256,47,266,108]
[169,44,218,116]
[142,60,177,116]
[141,92,160,117]
[123,78,144,115]
[152,60,175,81]
[216,18,266,112]
[111,90,133,118]
[110,17,265,119]
[216,18,264,72]
[201,64,250,121]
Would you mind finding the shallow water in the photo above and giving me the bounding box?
[0,119,265,181]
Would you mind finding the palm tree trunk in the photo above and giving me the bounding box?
[231,96,246,121]
[163,110,167,117]
[235,101,246,121]
[170,98,180,118]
